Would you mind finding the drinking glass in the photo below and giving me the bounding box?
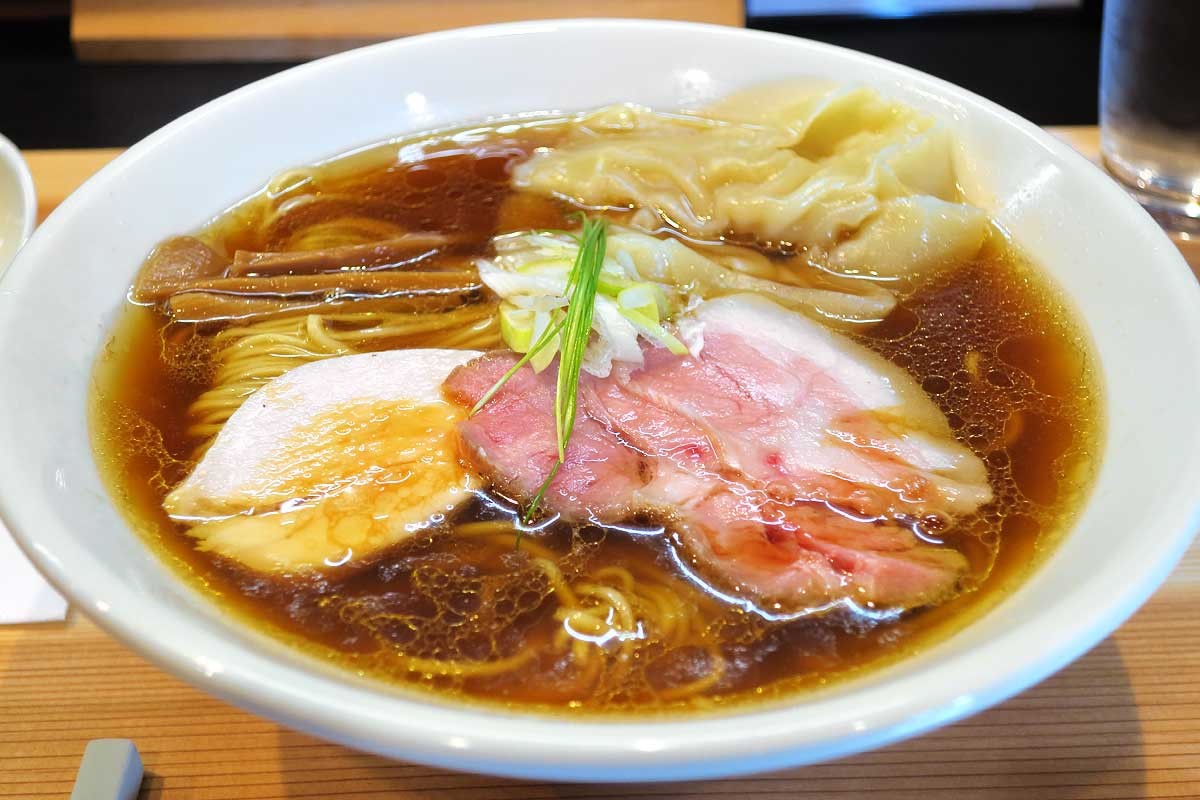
[1100,0,1200,236]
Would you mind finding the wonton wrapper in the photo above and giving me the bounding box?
[604,226,896,326]
[829,196,989,283]
[512,84,987,281]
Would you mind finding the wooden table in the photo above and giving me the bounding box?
[69,0,744,62]
[4,130,1199,799]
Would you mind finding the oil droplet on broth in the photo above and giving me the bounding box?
[1008,412,1075,506]
[999,332,1084,399]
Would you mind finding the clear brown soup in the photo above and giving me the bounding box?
[91,120,1102,715]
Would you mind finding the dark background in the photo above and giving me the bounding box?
[0,0,1103,150]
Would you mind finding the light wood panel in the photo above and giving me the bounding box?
[22,149,122,224]
[4,131,1199,798]
[71,0,745,62]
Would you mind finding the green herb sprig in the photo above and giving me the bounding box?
[470,215,609,525]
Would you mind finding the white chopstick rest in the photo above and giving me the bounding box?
[70,739,143,800]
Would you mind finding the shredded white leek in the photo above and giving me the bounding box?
[478,230,689,377]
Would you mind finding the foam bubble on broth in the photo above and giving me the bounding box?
[863,232,1100,590]
[88,118,1103,715]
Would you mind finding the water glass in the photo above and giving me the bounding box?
[1100,0,1200,235]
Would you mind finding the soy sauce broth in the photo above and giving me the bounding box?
[90,119,1103,715]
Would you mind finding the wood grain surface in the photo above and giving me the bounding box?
[70,0,745,62]
[4,129,1199,798]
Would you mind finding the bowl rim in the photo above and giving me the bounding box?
[0,131,37,263]
[3,18,1200,783]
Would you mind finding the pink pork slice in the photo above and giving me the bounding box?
[444,293,993,612]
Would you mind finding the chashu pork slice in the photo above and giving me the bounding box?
[445,294,992,612]
[166,348,481,573]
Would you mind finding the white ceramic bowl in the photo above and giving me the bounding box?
[0,132,36,273]
[1,20,1198,783]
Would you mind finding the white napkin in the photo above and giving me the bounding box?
[0,518,68,623]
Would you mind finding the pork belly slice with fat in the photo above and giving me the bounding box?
[445,294,992,612]
[166,348,481,573]
[605,293,992,520]
[442,350,651,521]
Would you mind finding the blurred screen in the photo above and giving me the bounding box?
[748,0,1081,17]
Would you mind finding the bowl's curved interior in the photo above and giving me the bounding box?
[0,133,36,272]
[0,20,1198,783]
